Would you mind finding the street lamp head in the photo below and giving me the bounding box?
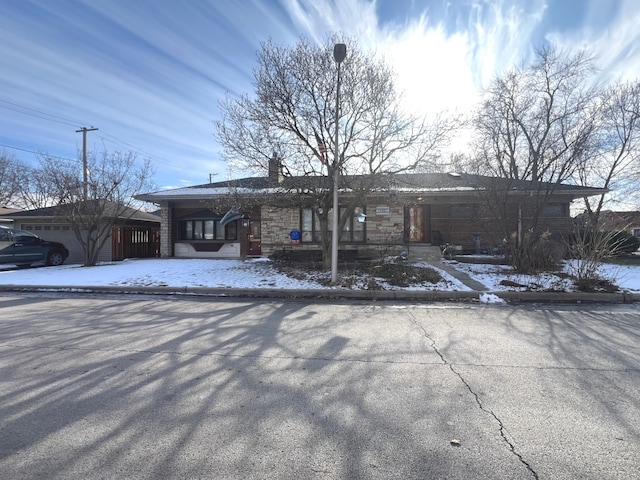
[334,43,346,64]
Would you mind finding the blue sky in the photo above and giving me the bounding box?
[1,0,639,192]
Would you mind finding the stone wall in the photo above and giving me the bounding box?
[260,206,304,256]
[363,204,404,245]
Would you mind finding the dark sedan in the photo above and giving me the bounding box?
[0,225,69,267]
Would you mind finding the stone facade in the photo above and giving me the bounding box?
[260,204,407,256]
[260,207,300,256]
[363,205,404,246]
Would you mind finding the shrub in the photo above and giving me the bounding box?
[563,228,631,292]
[508,230,565,274]
[608,231,640,255]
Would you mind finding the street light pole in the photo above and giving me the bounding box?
[331,43,346,284]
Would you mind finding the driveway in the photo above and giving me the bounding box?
[1,294,638,479]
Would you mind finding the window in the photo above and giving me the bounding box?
[340,207,365,241]
[180,219,237,241]
[632,228,640,238]
[300,207,365,242]
[541,203,567,217]
[301,208,319,242]
[451,204,474,218]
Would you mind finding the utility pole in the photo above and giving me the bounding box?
[76,127,98,200]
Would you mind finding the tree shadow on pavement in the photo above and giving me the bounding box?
[0,295,523,479]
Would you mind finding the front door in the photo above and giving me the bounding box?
[247,220,261,256]
[405,205,430,243]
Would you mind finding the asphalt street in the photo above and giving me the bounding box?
[0,293,638,479]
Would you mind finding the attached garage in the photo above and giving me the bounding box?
[17,223,85,264]
[4,203,161,265]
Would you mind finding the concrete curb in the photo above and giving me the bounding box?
[1,284,637,304]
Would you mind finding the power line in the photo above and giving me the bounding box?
[98,133,176,166]
[97,130,185,168]
[0,142,76,162]
[1,98,212,170]
[0,99,81,128]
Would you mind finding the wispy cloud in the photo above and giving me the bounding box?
[546,0,640,82]
[1,0,638,190]
[281,0,549,114]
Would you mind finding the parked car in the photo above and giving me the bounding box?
[0,225,69,267]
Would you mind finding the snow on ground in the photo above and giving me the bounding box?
[0,258,326,290]
[565,260,640,292]
[0,257,638,293]
[449,261,577,292]
[0,258,470,291]
[449,258,640,293]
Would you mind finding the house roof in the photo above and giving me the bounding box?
[0,206,21,224]
[2,200,160,223]
[598,210,640,227]
[0,207,22,215]
[137,172,608,203]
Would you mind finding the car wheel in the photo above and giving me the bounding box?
[46,250,65,266]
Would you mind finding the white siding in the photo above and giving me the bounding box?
[174,242,240,258]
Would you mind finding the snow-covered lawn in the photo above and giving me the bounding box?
[0,256,638,293]
[450,258,640,293]
[0,258,468,291]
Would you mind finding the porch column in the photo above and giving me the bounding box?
[160,201,173,258]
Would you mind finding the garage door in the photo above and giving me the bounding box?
[19,224,85,264]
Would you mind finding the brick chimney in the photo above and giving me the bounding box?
[268,155,283,183]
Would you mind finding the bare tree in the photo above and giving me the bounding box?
[575,80,640,224]
[215,35,457,268]
[0,149,27,207]
[475,47,597,184]
[19,162,72,209]
[472,46,601,271]
[31,151,155,266]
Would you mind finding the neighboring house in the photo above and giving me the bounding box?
[588,210,640,238]
[136,162,608,260]
[0,206,21,225]
[3,201,161,264]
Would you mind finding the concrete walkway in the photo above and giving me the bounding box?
[427,259,488,291]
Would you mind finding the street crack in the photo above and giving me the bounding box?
[409,313,539,480]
